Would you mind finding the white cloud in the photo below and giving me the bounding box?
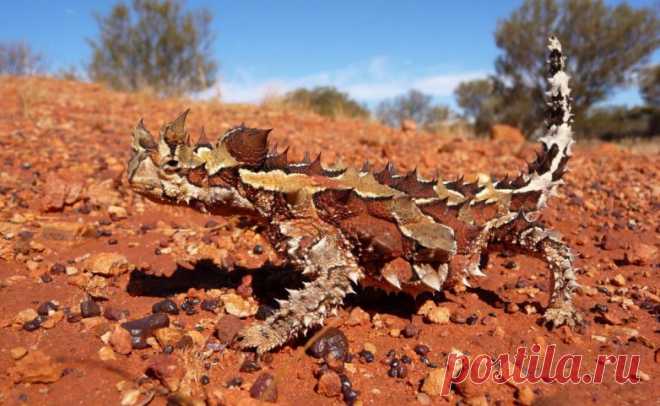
[199,56,488,104]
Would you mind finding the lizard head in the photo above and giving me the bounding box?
[127,109,270,212]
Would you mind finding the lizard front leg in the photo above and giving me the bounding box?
[235,231,362,354]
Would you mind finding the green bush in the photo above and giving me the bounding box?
[282,86,370,119]
[579,106,659,140]
[376,89,453,132]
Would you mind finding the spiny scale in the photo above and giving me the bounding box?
[127,37,583,354]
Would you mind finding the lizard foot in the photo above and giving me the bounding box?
[542,303,584,330]
[234,322,286,355]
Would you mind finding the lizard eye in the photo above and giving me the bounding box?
[162,159,180,172]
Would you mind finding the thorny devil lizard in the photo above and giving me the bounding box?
[127,37,584,354]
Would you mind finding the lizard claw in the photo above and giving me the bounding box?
[542,303,584,330]
[234,323,285,355]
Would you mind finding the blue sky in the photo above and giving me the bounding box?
[1,0,657,109]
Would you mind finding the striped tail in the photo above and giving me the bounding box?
[508,36,574,210]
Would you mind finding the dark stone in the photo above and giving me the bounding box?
[401,355,412,364]
[66,311,82,323]
[103,307,129,321]
[40,273,53,283]
[37,301,59,316]
[306,327,349,362]
[466,314,479,325]
[249,372,278,402]
[121,313,170,349]
[151,299,179,315]
[200,375,210,385]
[226,377,243,388]
[80,299,101,318]
[504,261,518,270]
[23,317,42,331]
[387,361,407,379]
[201,299,219,312]
[253,244,263,255]
[239,355,261,373]
[414,344,430,356]
[358,350,374,363]
[343,388,359,403]
[50,263,66,274]
[402,323,419,338]
[592,304,608,313]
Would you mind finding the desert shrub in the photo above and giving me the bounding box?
[376,89,453,132]
[579,106,659,140]
[454,79,503,135]
[282,86,370,119]
[0,41,47,76]
[88,0,217,96]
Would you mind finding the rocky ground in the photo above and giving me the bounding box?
[0,76,658,406]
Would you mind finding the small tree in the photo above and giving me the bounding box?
[0,41,46,76]
[88,0,217,96]
[639,64,659,108]
[493,0,659,134]
[376,89,453,131]
[282,87,370,119]
[454,79,503,134]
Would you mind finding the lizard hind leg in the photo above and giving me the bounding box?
[514,225,583,329]
[235,235,362,354]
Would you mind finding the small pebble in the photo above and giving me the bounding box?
[592,303,608,313]
[50,263,66,274]
[402,323,419,338]
[121,313,170,349]
[239,356,261,373]
[103,307,129,321]
[23,317,42,332]
[358,350,374,363]
[414,344,430,356]
[40,274,53,283]
[201,299,219,312]
[152,299,179,315]
[249,372,278,402]
[215,315,243,344]
[80,299,101,318]
[200,375,210,385]
[466,314,479,325]
[226,377,242,388]
[37,301,59,316]
[316,370,342,397]
[307,327,349,362]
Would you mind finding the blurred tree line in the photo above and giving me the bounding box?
[1,0,657,139]
[455,0,659,139]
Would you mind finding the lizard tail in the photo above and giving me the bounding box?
[498,36,575,211]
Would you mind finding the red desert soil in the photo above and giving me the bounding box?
[0,77,658,405]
